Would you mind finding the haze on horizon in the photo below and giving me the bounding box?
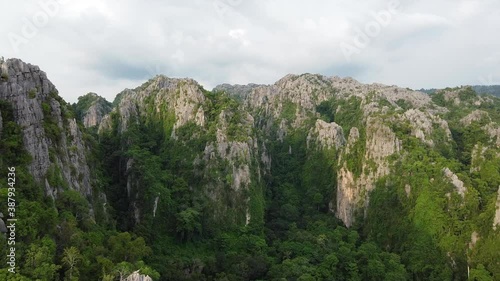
[1,0,499,103]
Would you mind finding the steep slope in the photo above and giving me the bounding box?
[74,92,112,128]
[95,73,499,280]
[0,58,103,201]
[0,59,158,281]
[239,73,452,227]
[97,76,265,232]
[1,58,499,280]
[223,75,500,279]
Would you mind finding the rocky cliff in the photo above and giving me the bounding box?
[0,58,101,203]
[235,73,456,227]
[2,58,500,280]
[74,92,112,128]
[97,75,264,228]
[0,59,93,197]
[2,60,498,233]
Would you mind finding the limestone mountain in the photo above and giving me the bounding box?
[74,92,112,129]
[0,58,106,208]
[0,58,499,280]
[97,75,264,231]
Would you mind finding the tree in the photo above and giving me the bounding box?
[102,274,115,281]
[134,261,160,280]
[0,269,31,280]
[114,261,133,281]
[22,237,61,281]
[108,232,152,263]
[62,246,82,281]
[175,208,201,242]
[312,192,323,211]
[469,264,493,281]
[96,255,114,279]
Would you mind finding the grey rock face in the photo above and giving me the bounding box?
[483,123,500,148]
[402,109,451,146]
[442,168,467,198]
[307,119,345,150]
[1,59,52,183]
[460,110,490,126]
[100,76,206,134]
[78,93,112,128]
[328,76,433,109]
[0,58,96,200]
[336,119,401,227]
[336,167,357,227]
[197,109,261,226]
[125,270,152,281]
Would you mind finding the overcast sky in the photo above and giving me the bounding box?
[1,0,499,103]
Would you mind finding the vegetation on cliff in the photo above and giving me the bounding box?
[0,60,499,280]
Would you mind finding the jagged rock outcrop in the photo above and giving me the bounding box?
[442,168,467,198]
[3,57,500,280]
[335,167,357,226]
[336,119,401,227]
[200,110,255,193]
[470,144,488,173]
[243,74,337,134]
[75,92,112,128]
[1,59,54,183]
[458,110,500,147]
[364,119,402,177]
[100,76,206,134]
[100,77,208,225]
[328,76,434,110]
[402,109,451,146]
[460,110,490,126]
[124,270,152,281]
[469,231,480,249]
[307,119,345,150]
[0,58,96,199]
[198,109,260,225]
[483,123,500,148]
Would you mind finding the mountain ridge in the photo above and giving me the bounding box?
[1,57,499,280]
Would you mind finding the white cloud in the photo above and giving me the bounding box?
[228,28,250,46]
[0,0,499,102]
[454,0,481,21]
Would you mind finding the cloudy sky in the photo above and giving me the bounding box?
[1,0,499,102]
